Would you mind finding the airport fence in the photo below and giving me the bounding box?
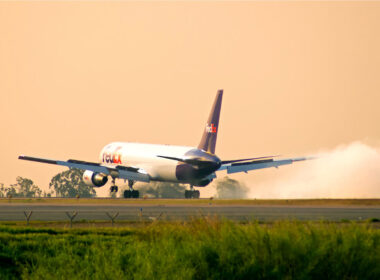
[0,209,170,227]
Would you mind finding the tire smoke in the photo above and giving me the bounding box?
[247,142,380,198]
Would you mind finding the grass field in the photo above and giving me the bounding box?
[1,219,379,279]
[1,197,380,206]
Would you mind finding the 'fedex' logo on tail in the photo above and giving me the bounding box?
[206,123,217,133]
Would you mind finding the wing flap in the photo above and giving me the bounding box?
[57,160,110,174]
[118,169,150,182]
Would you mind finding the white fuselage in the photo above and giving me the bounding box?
[99,142,195,182]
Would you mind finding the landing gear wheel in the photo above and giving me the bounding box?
[185,190,191,199]
[123,180,139,199]
[124,190,139,198]
[193,190,200,199]
[123,190,131,198]
[184,190,200,199]
[132,190,139,198]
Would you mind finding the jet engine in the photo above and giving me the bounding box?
[195,178,214,187]
[83,170,108,187]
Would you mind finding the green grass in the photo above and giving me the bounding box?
[0,219,379,279]
[1,197,380,206]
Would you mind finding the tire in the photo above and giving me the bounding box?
[193,190,200,199]
[132,190,139,198]
[185,190,191,199]
[123,190,131,198]
[110,186,115,193]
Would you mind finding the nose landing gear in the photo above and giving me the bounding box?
[110,178,118,194]
[110,185,118,193]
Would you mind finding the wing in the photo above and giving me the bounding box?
[218,156,313,174]
[18,155,150,182]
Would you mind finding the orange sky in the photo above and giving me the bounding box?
[1,1,380,196]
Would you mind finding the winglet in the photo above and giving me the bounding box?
[198,90,223,154]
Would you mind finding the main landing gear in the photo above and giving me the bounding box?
[110,179,139,198]
[185,185,200,199]
[123,180,139,199]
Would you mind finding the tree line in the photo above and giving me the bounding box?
[0,169,93,198]
[0,169,249,198]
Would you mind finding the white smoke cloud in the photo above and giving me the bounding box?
[247,142,380,199]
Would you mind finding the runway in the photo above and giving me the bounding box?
[0,204,379,222]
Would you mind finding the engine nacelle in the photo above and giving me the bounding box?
[194,178,214,187]
[83,170,108,187]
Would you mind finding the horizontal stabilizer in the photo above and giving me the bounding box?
[218,156,315,174]
[157,155,216,166]
[221,155,279,165]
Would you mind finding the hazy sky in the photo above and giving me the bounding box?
[1,1,380,197]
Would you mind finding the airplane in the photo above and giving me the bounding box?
[19,90,310,198]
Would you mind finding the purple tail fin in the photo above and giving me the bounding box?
[198,90,223,154]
